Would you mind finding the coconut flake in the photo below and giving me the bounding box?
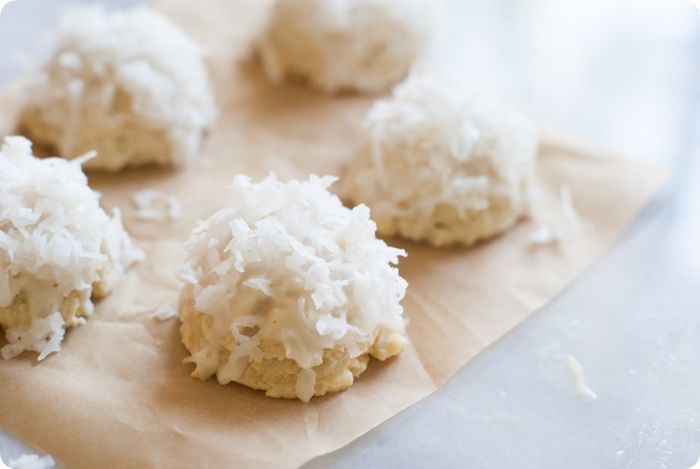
[1,313,65,360]
[243,277,273,296]
[529,226,558,245]
[70,150,98,166]
[149,302,177,321]
[560,185,580,224]
[296,368,317,403]
[529,225,569,246]
[133,189,182,222]
[36,313,66,361]
[567,355,597,400]
[529,185,583,248]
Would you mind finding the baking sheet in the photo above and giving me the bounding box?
[0,0,667,467]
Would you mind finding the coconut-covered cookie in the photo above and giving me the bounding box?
[257,0,437,93]
[19,6,217,172]
[177,174,407,401]
[341,73,538,247]
[0,137,142,360]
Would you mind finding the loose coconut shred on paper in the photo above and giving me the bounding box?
[529,184,583,247]
[132,189,182,222]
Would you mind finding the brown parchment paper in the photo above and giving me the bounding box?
[0,0,668,467]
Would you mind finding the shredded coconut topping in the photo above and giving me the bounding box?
[177,174,407,394]
[0,136,142,360]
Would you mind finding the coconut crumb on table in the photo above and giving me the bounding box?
[567,355,597,400]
